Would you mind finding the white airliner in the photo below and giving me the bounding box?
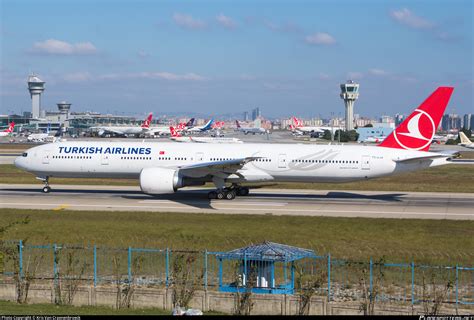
[27,123,58,142]
[185,119,214,133]
[169,126,242,144]
[145,118,196,137]
[235,120,267,135]
[0,122,15,137]
[458,131,474,149]
[15,87,457,200]
[91,113,152,137]
[290,117,341,135]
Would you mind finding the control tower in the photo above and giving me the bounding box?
[340,80,359,131]
[28,74,45,119]
[57,101,71,124]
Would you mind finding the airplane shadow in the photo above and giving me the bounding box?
[247,191,406,202]
[122,190,214,210]
[2,188,405,209]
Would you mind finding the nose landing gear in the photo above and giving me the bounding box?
[36,176,51,193]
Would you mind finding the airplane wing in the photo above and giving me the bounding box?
[174,157,261,177]
[393,151,459,163]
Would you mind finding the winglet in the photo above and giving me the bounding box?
[378,87,454,151]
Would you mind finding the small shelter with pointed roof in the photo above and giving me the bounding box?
[216,241,317,294]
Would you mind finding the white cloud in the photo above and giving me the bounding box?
[318,73,331,80]
[63,72,93,82]
[369,68,389,76]
[347,72,364,80]
[138,50,151,58]
[263,20,303,34]
[173,13,206,29]
[305,32,336,45]
[390,8,434,29]
[99,71,208,81]
[216,14,237,29]
[31,39,97,55]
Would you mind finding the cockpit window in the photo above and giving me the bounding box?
[22,152,28,157]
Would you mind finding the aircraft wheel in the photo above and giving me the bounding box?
[42,186,51,193]
[225,191,236,200]
[216,191,225,200]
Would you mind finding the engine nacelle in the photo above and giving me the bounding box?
[139,167,181,194]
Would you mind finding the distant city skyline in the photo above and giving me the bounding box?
[1,0,472,118]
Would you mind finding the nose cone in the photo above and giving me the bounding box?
[14,156,26,170]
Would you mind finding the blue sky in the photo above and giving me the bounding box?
[1,0,472,118]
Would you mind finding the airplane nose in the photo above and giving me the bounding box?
[14,156,26,170]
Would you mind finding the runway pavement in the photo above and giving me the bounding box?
[1,184,473,220]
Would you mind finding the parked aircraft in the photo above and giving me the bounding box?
[358,136,387,143]
[0,122,15,137]
[235,120,267,135]
[146,118,196,137]
[290,117,343,135]
[170,126,242,144]
[27,123,55,142]
[15,87,458,200]
[458,131,474,149]
[92,113,152,137]
[185,119,214,133]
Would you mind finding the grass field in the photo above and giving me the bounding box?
[1,208,472,266]
[0,300,168,315]
[2,162,474,193]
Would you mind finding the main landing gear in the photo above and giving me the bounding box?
[207,185,250,200]
[37,176,51,193]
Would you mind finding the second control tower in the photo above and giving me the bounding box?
[340,80,359,131]
[28,74,45,119]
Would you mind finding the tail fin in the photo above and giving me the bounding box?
[169,126,181,137]
[141,113,153,128]
[5,122,15,133]
[185,118,195,127]
[203,119,213,130]
[292,117,302,127]
[459,131,472,144]
[378,87,454,151]
[235,120,241,128]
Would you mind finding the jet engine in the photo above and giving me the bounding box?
[139,167,181,194]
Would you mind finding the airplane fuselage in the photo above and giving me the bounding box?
[15,141,450,184]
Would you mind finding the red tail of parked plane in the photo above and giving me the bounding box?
[141,113,153,128]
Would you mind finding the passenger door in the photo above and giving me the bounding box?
[101,154,109,165]
[361,155,370,170]
[195,152,204,162]
[42,150,51,164]
[278,154,287,169]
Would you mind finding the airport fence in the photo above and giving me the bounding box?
[0,240,472,307]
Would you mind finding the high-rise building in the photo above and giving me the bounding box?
[394,114,405,126]
[252,107,261,120]
[463,114,472,130]
[441,114,462,131]
[340,80,359,131]
[243,111,249,121]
